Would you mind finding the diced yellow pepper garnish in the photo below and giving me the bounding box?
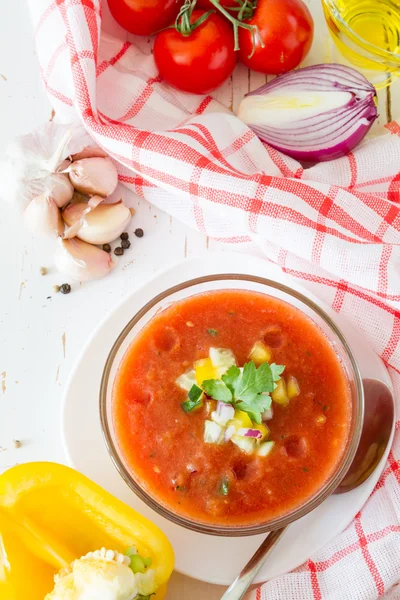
[271,378,289,406]
[195,357,217,385]
[249,341,272,365]
[287,375,300,399]
[232,410,253,428]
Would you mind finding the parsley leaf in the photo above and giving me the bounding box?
[270,363,285,383]
[202,379,233,402]
[221,365,241,395]
[207,328,218,336]
[205,360,284,423]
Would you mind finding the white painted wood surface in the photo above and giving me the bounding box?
[0,1,398,599]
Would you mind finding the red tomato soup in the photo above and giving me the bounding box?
[113,290,352,526]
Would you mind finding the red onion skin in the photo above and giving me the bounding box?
[254,116,375,162]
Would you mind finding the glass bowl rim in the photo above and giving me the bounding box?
[322,0,400,61]
[100,274,364,537]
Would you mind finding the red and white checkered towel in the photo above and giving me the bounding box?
[28,1,400,597]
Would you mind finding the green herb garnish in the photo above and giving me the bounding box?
[181,384,204,413]
[302,467,309,472]
[207,328,218,336]
[219,478,230,496]
[202,361,285,424]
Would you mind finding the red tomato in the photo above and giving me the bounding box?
[238,0,314,74]
[196,0,239,9]
[154,10,237,94]
[107,0,183,36]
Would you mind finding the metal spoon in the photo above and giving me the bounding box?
[221,378,394,600]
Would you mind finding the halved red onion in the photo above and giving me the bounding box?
[237,64,377,163]
[211,402,235,427]
[237,428,263,439]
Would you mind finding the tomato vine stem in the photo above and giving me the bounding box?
[207,0,263,56]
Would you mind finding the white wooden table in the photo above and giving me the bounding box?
[0,1,398,599]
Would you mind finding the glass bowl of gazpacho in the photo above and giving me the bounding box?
[100,275,364,536]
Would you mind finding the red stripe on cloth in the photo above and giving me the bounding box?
[264,144,296,177]
[42,79,74,106]
[295,167,304,179]
[381,318,400,363]
[354,175,396,189]
[44,40,68,81]
[331,280,349,313]
[97,41,130,76]
[355,516,385,596]
[312,524,400,572]
[311,187,339,265]
[82,0,100,65]
[377,245,392,296]
[373,453,400,492]
[347,152,358,187]
[179,124,254,178]
[71,49,95,65]
[269,178,383,243]
[35,0,58,34]
[387,452,400,485]
[385,122,400,135]
[282,268,400,319]
[388,172,400,203]
[195,96,213,114]
[307,560,322,600]
[375,205,400,240]
[118,76,162,122]
[255,587,261,600]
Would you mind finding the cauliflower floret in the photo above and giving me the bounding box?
[45,549,156,600]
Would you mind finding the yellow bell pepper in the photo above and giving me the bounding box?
[0,462,174,600]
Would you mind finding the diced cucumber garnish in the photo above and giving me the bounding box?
[181,384,204,413]
[231,434,255,455]
[176,369,197,391]
[204,420,224,444]
[257,441,275,457]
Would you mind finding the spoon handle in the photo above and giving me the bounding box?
[220,527,287,600]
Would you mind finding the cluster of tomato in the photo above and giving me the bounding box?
[108,0,314,95]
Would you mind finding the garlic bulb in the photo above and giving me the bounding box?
[66,157,118,197]
[24,192,64,237]
[63,199,132,244]
[48,173,74,208]
[54,238,114,281]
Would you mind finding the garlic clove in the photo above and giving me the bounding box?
[62,199,132,245]
[62,195,105,239]
[71,146,108,161]
[48,173,74,208]
[54,238,114,281]
[24,192,64,237]
[66,157,118,197]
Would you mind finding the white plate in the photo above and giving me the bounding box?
[62,251,394,586]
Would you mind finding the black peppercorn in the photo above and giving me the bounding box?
[102,243,111,253]
[60,283,71,295]
[134,228,144,238]
[121,239,131,249]
[120,232,129,241]
[114,247,124,256]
